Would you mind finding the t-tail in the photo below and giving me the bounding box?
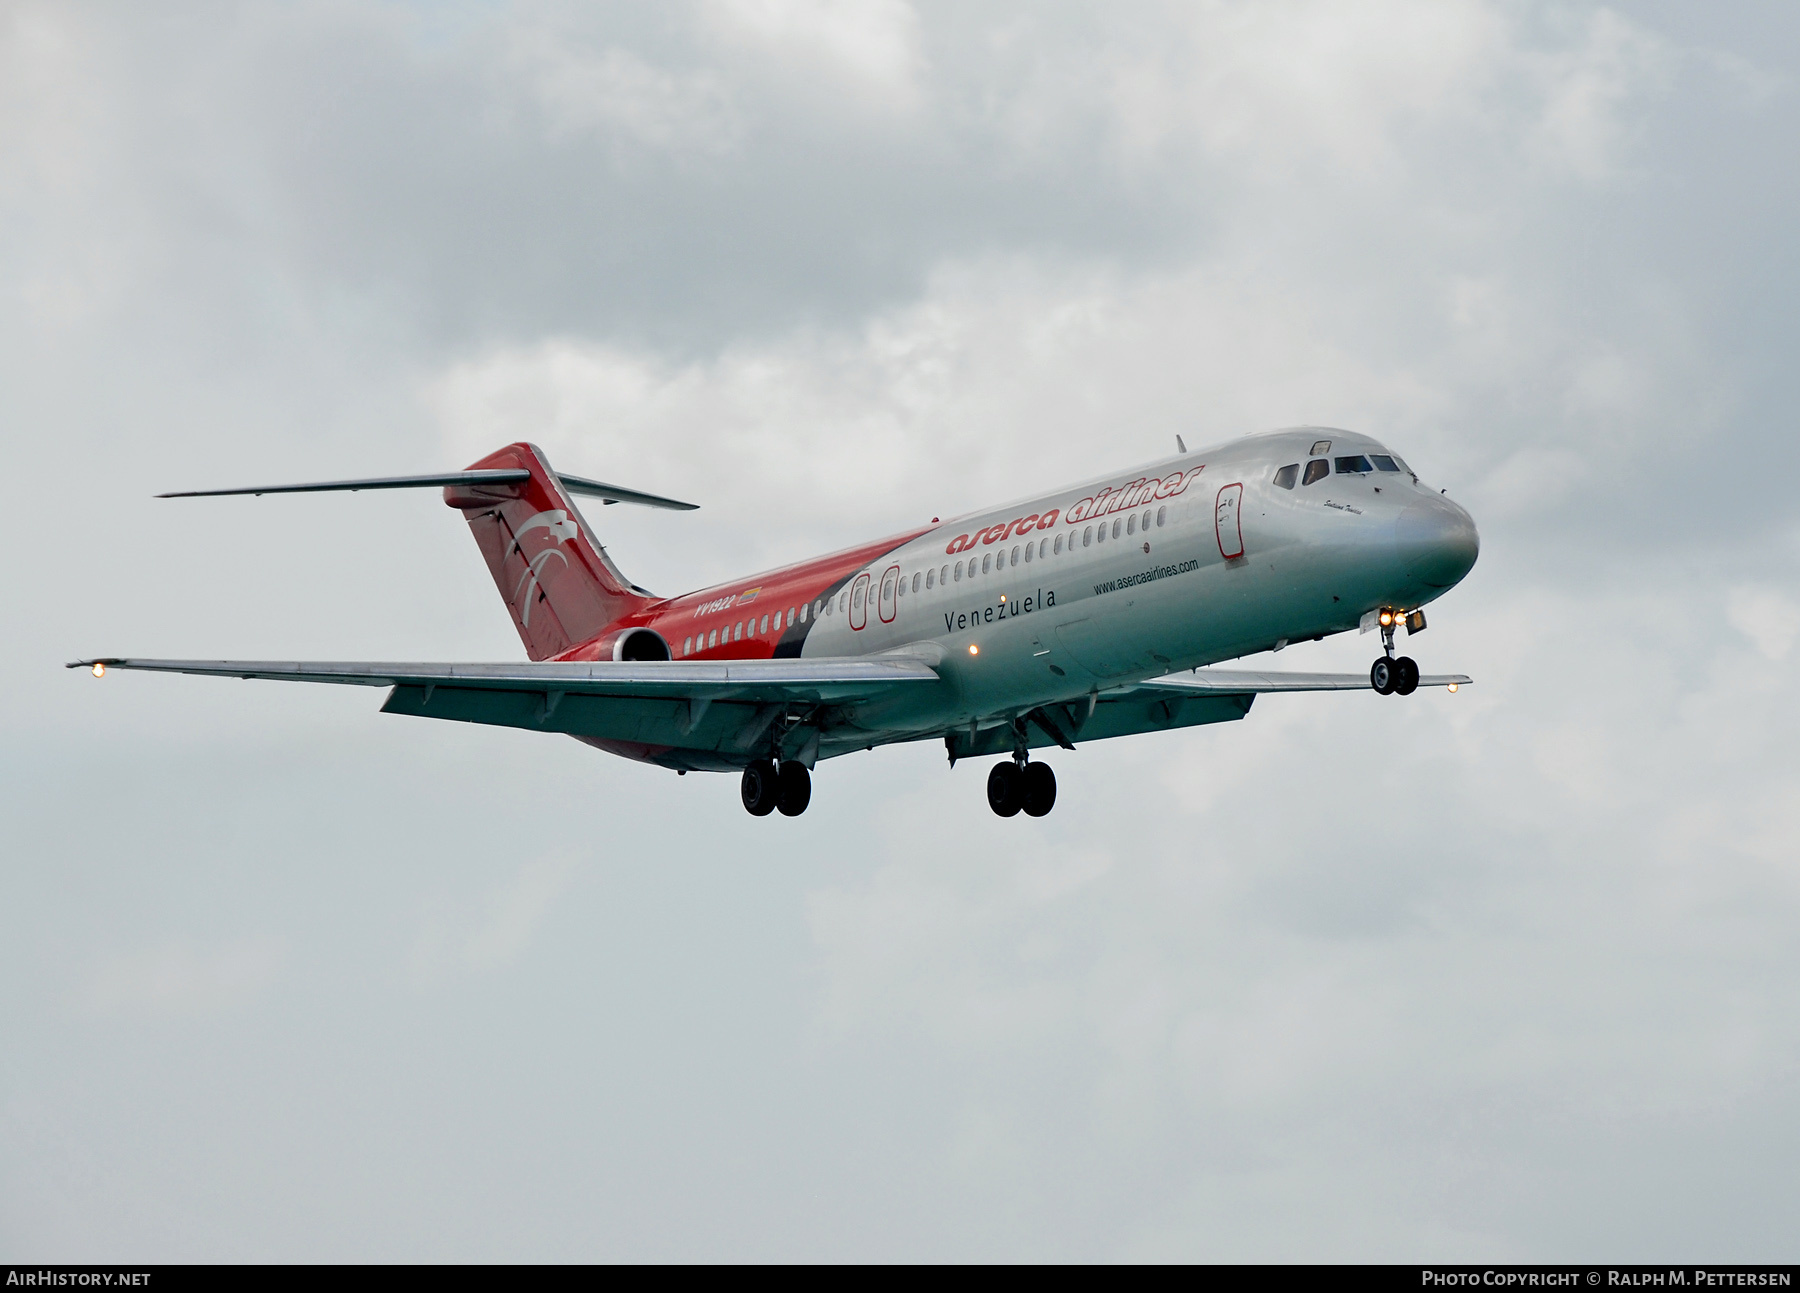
[444,443,654,659]
[156,442,698,661]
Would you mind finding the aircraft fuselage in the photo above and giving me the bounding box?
[575,427,1479,769]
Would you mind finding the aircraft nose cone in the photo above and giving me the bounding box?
[1395,495,1479,589]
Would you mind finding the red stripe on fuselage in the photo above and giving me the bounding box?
[550,525,936,662]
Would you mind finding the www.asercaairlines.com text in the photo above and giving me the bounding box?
[1094,559,1200,597]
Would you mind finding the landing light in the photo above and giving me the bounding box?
[1379,609,1395,627]
[1447,682,1459,693]
[968,644,979,656]
[92,662,106,678]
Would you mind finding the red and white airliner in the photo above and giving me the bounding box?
[74,428,1477,818]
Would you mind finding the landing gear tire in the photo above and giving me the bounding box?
[741,759,778,816]
[1370,657,1396,695]
[776,762,812,816]
[987,762,1023,817]
[1393,656,1420,696]
[1022,762,1057,817]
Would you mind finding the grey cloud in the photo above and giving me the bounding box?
[4,0,1800,1261]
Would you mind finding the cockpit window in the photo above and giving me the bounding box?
[1335,455,1373,474]
[1273,464,1298,489]
[1309,439,1331,456]
[1371,454,1401,472]
[1301,459,1329,486]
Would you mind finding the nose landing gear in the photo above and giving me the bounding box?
[1370,608,1421,696]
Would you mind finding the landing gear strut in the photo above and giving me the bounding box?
[1370,611,1420,697]
[987,732,1057,818]
[741,759,812,816]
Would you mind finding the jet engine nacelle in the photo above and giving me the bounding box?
[606,627,671,662]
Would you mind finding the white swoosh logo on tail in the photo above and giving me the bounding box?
[513,548,568,626]
[509,509,579,556]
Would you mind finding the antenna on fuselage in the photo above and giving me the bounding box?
[1176,435,1187,454]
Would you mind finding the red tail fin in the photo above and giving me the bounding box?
[444,443,651,660]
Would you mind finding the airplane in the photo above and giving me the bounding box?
[71,426,1478,818]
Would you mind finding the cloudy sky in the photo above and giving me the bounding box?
[3,0,1797,1261]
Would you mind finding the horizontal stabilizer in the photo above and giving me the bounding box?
[158,470,698,510]
[556,474,699,510]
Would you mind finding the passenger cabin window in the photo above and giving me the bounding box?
[982,553,991,574]
[1083,526,1093,546]
[1055,535,1064,554]
[683,637,693,655]
[1011,545,1020,566]
[926,569,934,589]
[954,563,963,581]
[939,565,948,585]
[1273,464,1299,489]
[912,572,921,593]
[1335,455,1373,474]
[1310,439,1332,455]
[708,629,717,648]
[1024,543,1033,563]
[1370,454,1400,472]
[1302,460,1329,486]
[1157,506,1166,526]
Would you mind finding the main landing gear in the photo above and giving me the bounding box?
[988,759,1056,818]
[741,759,811,816]
[1370,608,1420,696]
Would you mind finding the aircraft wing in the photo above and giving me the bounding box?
[947,666,1471,762]
[69,656,935,701]
[1131,667,1471,693]
[69,656,940,771]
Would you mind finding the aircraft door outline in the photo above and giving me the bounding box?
[878,564,900,623]
[1215,483,1244,560]
[849,572,871,631]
